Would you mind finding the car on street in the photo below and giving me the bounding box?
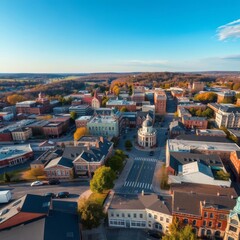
[48,179,60,185]
[44,192,56,198]
[56,191,70,198]
[149,151,154,156]
[31,181,44,187]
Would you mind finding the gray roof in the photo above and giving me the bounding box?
[169,152,223,174]
[173,191,236,216]
[109,193,172,215]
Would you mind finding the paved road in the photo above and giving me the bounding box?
[118,157,157,194]
[0,181,89,204]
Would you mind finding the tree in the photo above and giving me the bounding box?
[107,155,124,172]
[78,198,105,229]
[3,172,11,183]
[74,127,88,141]
[7,94,27,105]
[160,164,170,190]
[163,218,196,240]
[70,111,77,120]
[120,106,128,112]
[101,96,109,107]
[125,140,133,150]
[193,92,217,103]
[115,149,126,159]
[24,168,45,180]
[90,166,116,193]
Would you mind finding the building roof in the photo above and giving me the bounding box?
[175,134,231,143]
[173,191,236,216]
[76,115,92,121]
[0,144,33,161]
[169,120,185,131]
[109,193,172,215]
[196,129,226,137]
[169,152,223,174]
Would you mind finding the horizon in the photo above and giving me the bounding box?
[0,0,240,73]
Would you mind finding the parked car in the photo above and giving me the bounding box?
[56,192,69,198]
[149,151,154,156]
[48,179,60,185]
[31,181,44,187]
[44,192,56,198]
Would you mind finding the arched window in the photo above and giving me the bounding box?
[154,222,163,231]
[206,230,212,236]
[215,231,221,237]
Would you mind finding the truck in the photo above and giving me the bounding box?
[0,190,12,203]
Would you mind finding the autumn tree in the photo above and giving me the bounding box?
[193,92,217,103]
[120,106,128,112]
[163,218,196,240]
[7,94,27,105]
[70,111,77,120]
[74,127,88,141]
[90,166,116,193]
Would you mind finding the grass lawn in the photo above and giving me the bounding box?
[88,190,109,206]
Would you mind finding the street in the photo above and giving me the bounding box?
[0,181,89,203]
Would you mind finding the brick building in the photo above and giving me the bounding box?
[75,116,92,128]
[182,116,208,129]
[154,89,166,115]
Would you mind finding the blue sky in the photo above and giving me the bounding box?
[0,0,240,73]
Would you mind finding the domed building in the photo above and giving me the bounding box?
[137,114,157,148]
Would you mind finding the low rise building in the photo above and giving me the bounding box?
[217,91,235,103]
[182,116,208,129]
[0,144,33,168]
[87,115,120,137]
[108,193,172,234]
[106,98,137,112]
[196,129,227,137]
[69,105,93,117]
[169,121,186,138]
[11,127,32,141]
[193,82,205,92]
[75,116,92,128]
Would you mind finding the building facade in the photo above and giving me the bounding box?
[154,89,166,115]
[137,114,157,148]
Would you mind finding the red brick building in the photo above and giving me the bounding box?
[230,151,240,182]
[182,116,208,129]
[75,116,92,128]
[106,99,137,112]
[154,90,166,115]
[171,183,237,239]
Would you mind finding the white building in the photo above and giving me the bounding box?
[108,193,172,234]
[137,114,157,148]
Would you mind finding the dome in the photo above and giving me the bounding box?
[142,114,152,127]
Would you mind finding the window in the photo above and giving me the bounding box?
[183,218,188,224]
[116,213,119,217]
[128,214,131,218]
[160,217,164,221]
[133,213,137,218]
[204,212,208,218]
[154,215,157,220]
[166,218,169,223]
[210,213,214,218]
[229,225,237,232]
[122,213,125,218]
[111,213,114,217]
[140,214,143,218]
[203,220,206,226]
[209,221,212,227]
[192,220,196,226]
[217,222,221,228]
[148,213,152,218]
[230,219,238,225]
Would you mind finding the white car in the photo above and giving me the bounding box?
[31,181,44,187]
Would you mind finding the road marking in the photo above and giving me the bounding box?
[147,184,150,189]
[150,184,152,190]
[140,183,143,188]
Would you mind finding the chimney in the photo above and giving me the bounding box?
[142,190,144,196]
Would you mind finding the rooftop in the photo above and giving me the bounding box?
[76,116,92,121]
[88,115,117,124]
[106,99,136,105]
[0,144,32,161]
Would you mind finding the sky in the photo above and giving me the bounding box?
[0,0,240,73]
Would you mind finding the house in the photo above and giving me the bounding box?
[11,127,32,141]
[108,193,172,234]
[44,137,113,178]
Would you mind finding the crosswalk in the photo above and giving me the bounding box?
[123,181,153,190]
[134,157,157,162]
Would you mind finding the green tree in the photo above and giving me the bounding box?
[78,198,105,229]
[107,155,124,172]
[3,172,11,183]
[90,166,116,193]
[125,140,133,150]
[70,111,77,120]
